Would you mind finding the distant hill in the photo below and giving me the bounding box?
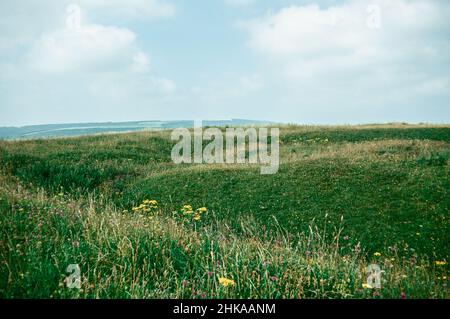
[0,119,273,140]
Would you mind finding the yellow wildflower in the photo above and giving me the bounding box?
[193,213,201,221]
[197,207,208,213]
[362,283,372,289]
[143,199,158,207]
[374,252,382,257]
[435,261,447,266]
[219,277,235,287]
[182,205,193,214]
[131,199,159,214]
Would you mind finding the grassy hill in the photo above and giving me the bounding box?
[0,124,449,298]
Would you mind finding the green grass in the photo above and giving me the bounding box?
[0,124,449,298]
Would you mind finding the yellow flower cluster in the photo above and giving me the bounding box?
[435,261,447,266]
[218,277,235,287]
[182,205,208,221]
[132,199,158,213]
[182,205,193,214]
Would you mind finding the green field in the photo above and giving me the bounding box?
[0,124,449,298]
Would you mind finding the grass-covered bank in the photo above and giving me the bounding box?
[0,124,449,298]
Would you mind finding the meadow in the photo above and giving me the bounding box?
[0,124,449,299]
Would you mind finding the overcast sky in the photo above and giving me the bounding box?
[0,0,449,126]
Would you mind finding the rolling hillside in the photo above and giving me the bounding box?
[0,124,448,298]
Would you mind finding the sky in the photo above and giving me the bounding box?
[0,0,449,126]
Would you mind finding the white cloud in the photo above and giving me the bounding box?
[132,52,151,73]
[25,15,175,99]
[0,0,176,51]
[2,2,166,76]
[0,0,177,126]
[29,24,139,73]
[242,0,450,93]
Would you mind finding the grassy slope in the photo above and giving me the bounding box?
[0,125,449,298]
